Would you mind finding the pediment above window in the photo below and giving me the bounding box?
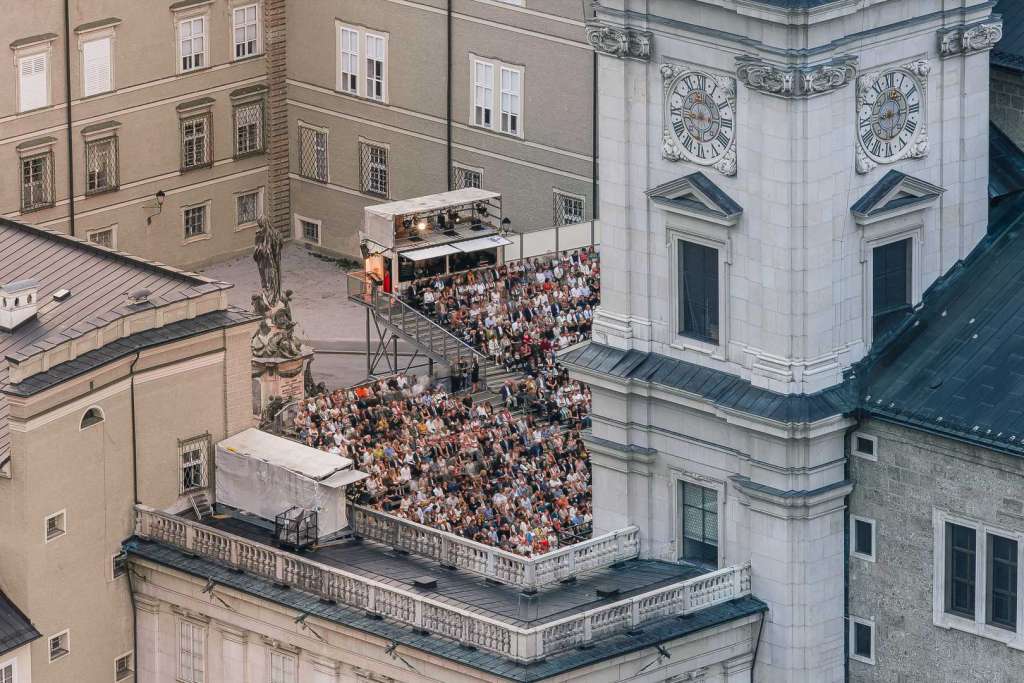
[645,172,743,226]
[851,170,945,226]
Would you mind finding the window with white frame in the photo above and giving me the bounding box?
[360,141,388,197]
[852,432,877,461]
[183,204,208,240]
[45,510,66,542]
[180,113,211,170]
[85,137,118,194]
[0,659,14,683]
[270,651,296,683]
[678,481,718,567]
[179,434,210,492]
[20,151,54,211]
[17,52,49,112]
[849,617,874,665]
[178,621,205,683]
[87,226,116,249]
[340,27,358,93]
[300,219,320,244]
[553,189,585,227]
[452,164,481,190]
[298,124,328,182]
[473,60,493,128]
[234,100,264,156]
[82,36,113,96]
[365,33,385,101]
[80,406,105,429]
[851,515,876,562]
[48,630,69,662]
[178,16,207,72]
[500,66,521,136]
[114,652,133,681]
[236,190,261,227]
[233,3,260,59]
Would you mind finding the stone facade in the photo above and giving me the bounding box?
[991,67,1024,149]
[848,419,1024,682]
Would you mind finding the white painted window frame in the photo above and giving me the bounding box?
[44,509,67,543]
[472,59,494,129]
[470,55,524,137]
[851,515,876,563]
[79,405,105,429]
[177,619,206,683]
[851,431,878,461]
[79,27,116,97]
[499,65,522,137]
[666,226,731,361]
[182,201,212,244]
[848,616,875,665]
[114,650,134,681]
[48,629,70,663]
[294,213,322,246]
[231,2,261,60]
[452,162,483,190]
[176,13,208,74]
[335,22,388,103]
[269,650,297,683]
[933,509,1024,649]
[15,40,53,113]
[86,224,118,250]
[0,658,15,683]
[552,188,585,227]
[339,26,359,94]
[364,32,387,102]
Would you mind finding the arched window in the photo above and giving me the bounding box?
[80,407,104,429]
[27,294,32,304]
[13,297,18,306]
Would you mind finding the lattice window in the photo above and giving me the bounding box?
[181,114,211,170]
[234,101,264,156]
[85,137,118,194]
[553,190,584,227]
[680,481,718,566]
[179,433,210,493]
[236,191,259,226]
[20,152,53,211]
[360,141,388,197]
[301,219,320,244]
[452,165,481,190]
[183,205,207,240]
[298,126,328,182]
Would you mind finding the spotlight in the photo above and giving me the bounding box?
[417,218,428,231]
[449,209,461,224]
[403,218,413,230]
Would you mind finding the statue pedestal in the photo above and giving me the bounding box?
[253,346,314,409]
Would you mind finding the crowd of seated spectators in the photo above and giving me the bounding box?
[291,372,592,556]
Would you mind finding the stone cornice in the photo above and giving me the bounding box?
[937,18,1003,59]
[735,55,857,98]
[585,21,652,61]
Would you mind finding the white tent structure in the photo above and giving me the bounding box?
[215,428,367,539]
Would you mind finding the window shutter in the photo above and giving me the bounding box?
[18,53,48,111]
[83,37,112,96]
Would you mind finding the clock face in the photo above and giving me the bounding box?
[858,69,923,164]
[667,71,735,165]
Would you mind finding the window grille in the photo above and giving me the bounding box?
[179,433,210,493]
[301,220,320,243]
[298,126,328,182]
[234,101,264,156]
[181,114,211,170]
[236,192,259,225]
[360,142,388,197]
[20,152,53,211]
[680,482,718,566]
[183,205,207,239]
[452,166,481,190]
[553,190,584,226]
[85,137,118,194]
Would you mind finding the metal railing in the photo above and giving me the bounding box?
[349,504,638,591]
[134,505,751,663]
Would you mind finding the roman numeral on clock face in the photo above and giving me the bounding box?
[716,131,730,147]
[673,120,686,136]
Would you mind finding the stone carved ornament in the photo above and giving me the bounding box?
[585,21,652,61]
[251,216,303,359]
[660,63,738,176]
[854,59,931,174]
[735,55,857,98]
[939,19,1003,58]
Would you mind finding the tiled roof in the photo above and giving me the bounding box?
[0,589,40,657]
[989,124,1024,202]
[994,0,1024,71]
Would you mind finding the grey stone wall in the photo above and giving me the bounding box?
[848,419,1024,682]
[992,67,1024,149]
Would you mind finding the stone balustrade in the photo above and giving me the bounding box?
[349,504,640,591]
[134,505,751,663]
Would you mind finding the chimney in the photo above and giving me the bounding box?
[126,288,152,306]
[0,280,40,332]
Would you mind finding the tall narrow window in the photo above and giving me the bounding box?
[365,34,385,101]
[946,522,977,619]
[85,137,118,194]
[178,621,205,683]
[180,114,211,170]
[988,534,1018,630]
[340,27,359,94]
[849,618,874,664]
[871,238,912,339]
[178,17,206,72]
[270,652,296,683]
[500,66,521,136]
[0,660,13,683]
[680,482,718,567]
[179,434,209,492]
[18,53,48,112]
[678,240,720,344]
[82,37,112,96]
[236,190,260,227]
[298,125,328,182]
[20,152,53,211]
[233,101,264,156]
[474,61,493,128]
[360,141,388,197]
[233,4,259,59]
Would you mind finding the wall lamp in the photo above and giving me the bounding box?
[144,190,166,225]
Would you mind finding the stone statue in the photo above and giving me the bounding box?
[250,217,303,359]
[253,216,283,307]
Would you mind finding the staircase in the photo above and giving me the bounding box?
[189,491,214,521]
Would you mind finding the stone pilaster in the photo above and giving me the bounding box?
[264,0,290,237]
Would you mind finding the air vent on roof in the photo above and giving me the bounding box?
[126,288,152,306]
[0,280,39,332]
[52,288,71,302]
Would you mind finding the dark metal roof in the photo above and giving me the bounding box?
[560,343,855,424]
[994,1,1024,71]
[646,172,743,222]
[850,169,944,219]
[127,537,766,681]
[990,123,1024,202]
[0,217,233,458]
[0,589,40,657]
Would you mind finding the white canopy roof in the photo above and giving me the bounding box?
[401,244,462,261]
[217,428,360,484]
[362,188,501,251]
[454,235,513,253]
